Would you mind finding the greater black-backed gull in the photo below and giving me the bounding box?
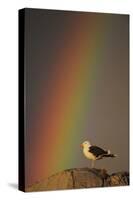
[80,140,117,168]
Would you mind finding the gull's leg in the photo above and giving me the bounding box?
[91,160,95,168]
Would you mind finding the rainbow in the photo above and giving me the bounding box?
[26,12,109,187]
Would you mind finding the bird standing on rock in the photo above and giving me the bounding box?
[80,140,117,168]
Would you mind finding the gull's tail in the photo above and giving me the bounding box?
[103,150,117,158]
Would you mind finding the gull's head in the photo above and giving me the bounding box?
[80,141,91,149]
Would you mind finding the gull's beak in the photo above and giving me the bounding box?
[80,143,83,148]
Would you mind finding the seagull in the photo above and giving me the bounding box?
[80,140,117,168]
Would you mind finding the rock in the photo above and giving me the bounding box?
[26,168,129,192]
[105,171,129,186]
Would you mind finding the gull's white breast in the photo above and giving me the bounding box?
[83,148,96,160]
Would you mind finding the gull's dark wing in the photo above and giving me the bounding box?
[89,146,107,157]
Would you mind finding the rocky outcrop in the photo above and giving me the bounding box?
[26,168,129,192]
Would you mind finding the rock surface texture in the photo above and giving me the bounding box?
[26,168,129,192]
